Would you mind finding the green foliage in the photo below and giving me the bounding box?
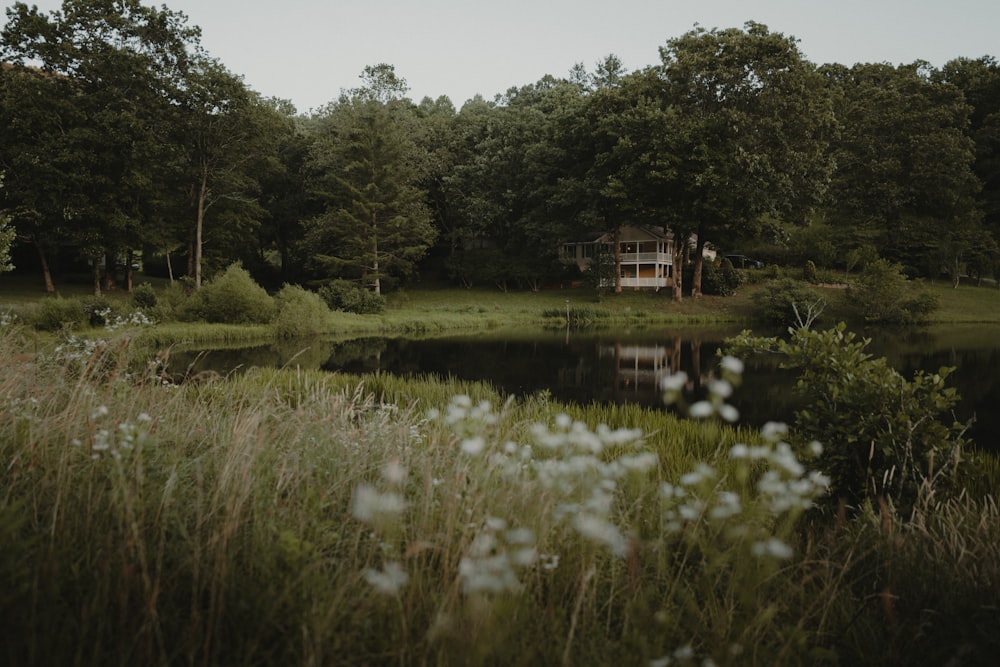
[318,279,386,314]
[698,257,744,296]
[804,259,819,283]
[751,278,827,326]
[30,296,87,331]
[271,284,332,338]
[131,282,157,310]
[727,323,975,512]
[846,258,938,324]
[183,263,276,324]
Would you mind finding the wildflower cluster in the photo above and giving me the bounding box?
[72,405,153,460]
[662,355,744,423]
[0,308,16,328]
[352,459,410,596]
[459,517,537,594]
[103,308,155,332]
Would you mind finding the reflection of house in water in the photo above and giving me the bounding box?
[601,342,680,401]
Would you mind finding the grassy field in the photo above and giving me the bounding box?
[1,324,998,665]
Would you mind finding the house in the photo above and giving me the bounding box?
[561,225,678,291]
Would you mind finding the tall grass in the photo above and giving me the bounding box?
[1,323,998,665]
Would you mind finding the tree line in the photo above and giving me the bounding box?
[2,0,999,299]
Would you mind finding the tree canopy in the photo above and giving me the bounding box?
[2,3,998,295]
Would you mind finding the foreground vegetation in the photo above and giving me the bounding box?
[2,318,999,666]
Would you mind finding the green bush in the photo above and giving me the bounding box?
[318,280,385,315]
[803,260,819,284]
[703,257,744,296]
[751,278,826,326]
[728,324,974,513]
[271,284,333,338]
[182,263,276,324]
[132,282,157,310]
[846,259,938,325]
[31,296,87,331]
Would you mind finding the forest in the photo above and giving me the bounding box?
[2,0,999,300]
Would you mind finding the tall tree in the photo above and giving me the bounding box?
[824,62,981,279]
[659,22,836,299]
[304,64,436,294]
[1,0,202,293]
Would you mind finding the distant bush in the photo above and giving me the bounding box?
[846,259,938,325]
[31,296,87,331]
[702,257,743,296]
[183,263,275,324]
[318,280,385,315]
[751,278,826,327]
[271,284,333,338]
[803,260,819,284]
[132,282,157,310]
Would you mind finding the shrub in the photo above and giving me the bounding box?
[31,296,87,331]
[271,284,333,338]
[845,259,938,325]
[703,257,743,296]
[132,282,157,310]
[727,323,975,513]
[318,280,385,315]
[751,278,826,327]
[182,263,276,324]
[803,260,818,284]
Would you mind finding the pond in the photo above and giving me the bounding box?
[171,324,1000,452]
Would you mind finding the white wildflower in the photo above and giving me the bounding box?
[688,401,713,418]
[351,484,406,524]
[720,355,744,375]
[363,561,409,595]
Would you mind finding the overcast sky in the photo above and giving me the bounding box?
[12,0,1000,114]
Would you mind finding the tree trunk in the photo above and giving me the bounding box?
[91,257,102,297]
[613,226,622,294]
[125,250,134,293]
[691,235,707,298]
[372,212,381,296]
[195,165,208,289]
[671,241,684,302]
[33,237,56,294]
[102,251,118,293]
[166,249,175,283]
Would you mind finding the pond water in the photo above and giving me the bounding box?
[171,324,1000,452]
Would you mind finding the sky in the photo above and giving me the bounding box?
[12,0,1000,114]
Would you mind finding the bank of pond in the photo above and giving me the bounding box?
[171,322,1000,453]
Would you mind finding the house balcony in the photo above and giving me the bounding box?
[620,252,672,264]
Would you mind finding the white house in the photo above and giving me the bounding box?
[561,225,678,291]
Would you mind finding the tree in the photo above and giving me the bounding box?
[823,62,981,278]
[659,23,836,299]
[936,56,1000,282]
[304,65,436,294]
[177,59,275,289]
[0,175,13,273]
[1,0,203,294]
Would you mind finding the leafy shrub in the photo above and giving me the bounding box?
[132,282,157,310]
[271,284,333,338]
[727,324,974,513]
[81,295,125,327]
[803,260,818,284]
[751,278,826,327]
[703,257,744,296]
[182,263,275,324]
[31,296,87,331]
[318,280,385,315]
[845,259,938,325]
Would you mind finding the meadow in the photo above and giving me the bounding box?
[2,311,999,666]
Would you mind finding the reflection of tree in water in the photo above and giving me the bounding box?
[172,327,1000,452]
[322,338,390,373]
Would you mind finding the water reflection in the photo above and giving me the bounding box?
[171,325,1000,452]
